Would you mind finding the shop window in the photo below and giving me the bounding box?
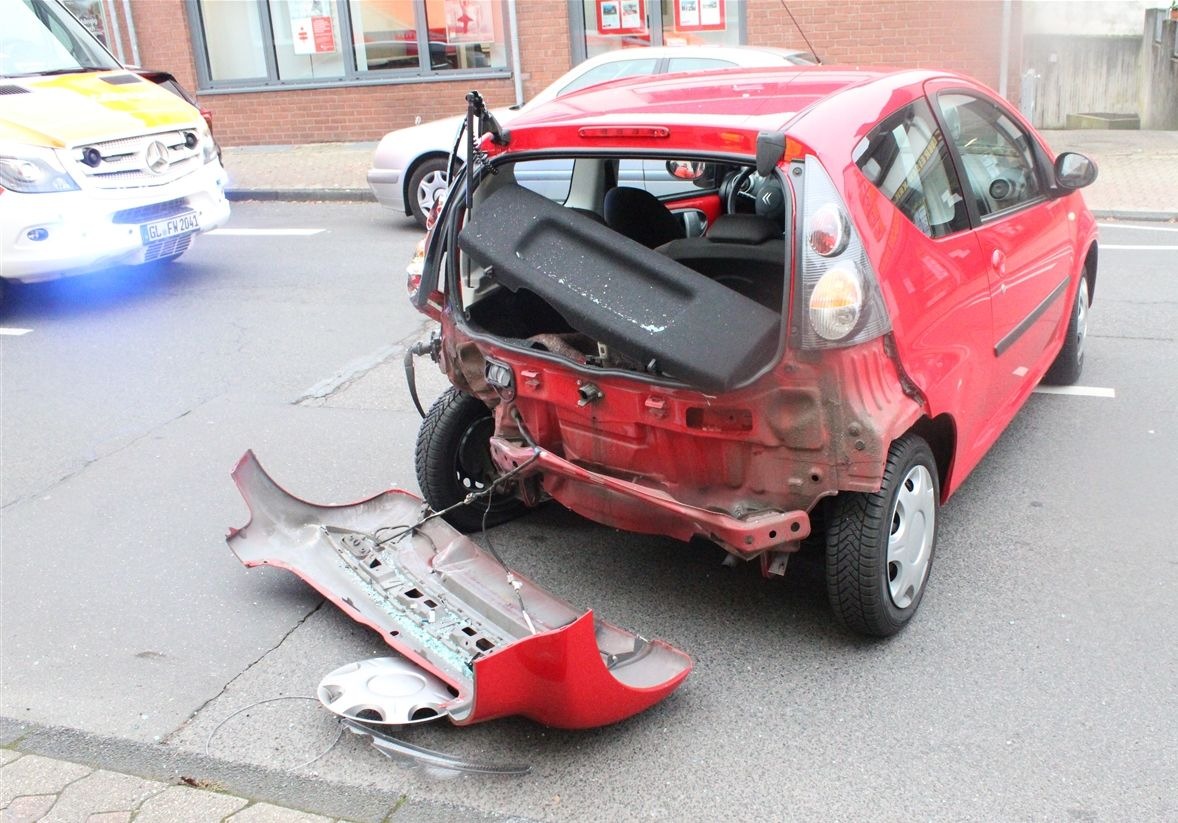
[198,0,270,82]
[191,0,509,90]
[579,0,741,60]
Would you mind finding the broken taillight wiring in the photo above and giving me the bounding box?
[349,438,543,635]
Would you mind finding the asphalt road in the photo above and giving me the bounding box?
[1,205,1175,822]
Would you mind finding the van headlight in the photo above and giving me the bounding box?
[198,122,217,164]
[0,145,79,193]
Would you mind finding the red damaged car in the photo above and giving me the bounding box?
[409,66,1098,639]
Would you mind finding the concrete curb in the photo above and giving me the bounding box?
[1,717,518,823]
[225,188,376,203]
[1091,209,1177,222]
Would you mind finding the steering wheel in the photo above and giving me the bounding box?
[725,167,761,214]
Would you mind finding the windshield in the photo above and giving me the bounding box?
[1,0,121,78]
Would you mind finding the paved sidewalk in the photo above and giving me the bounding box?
[1,749,341,823]
[219,130,1178,220]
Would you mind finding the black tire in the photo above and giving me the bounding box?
[414,387,527,532]
[1042,274,1089,385]
[825,434,940,637]
[406,157,450,228]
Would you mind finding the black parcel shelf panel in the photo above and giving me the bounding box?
[457,183,781,393]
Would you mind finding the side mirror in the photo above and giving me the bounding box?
[1055,152,1097,191]
[666,160,708,182]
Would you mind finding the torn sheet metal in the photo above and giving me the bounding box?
[227,451,692,729]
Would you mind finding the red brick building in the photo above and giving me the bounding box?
[76,0,1022,146]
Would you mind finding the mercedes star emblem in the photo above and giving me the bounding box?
[144,141,169,174]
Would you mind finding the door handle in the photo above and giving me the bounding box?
[990,249,1006,275]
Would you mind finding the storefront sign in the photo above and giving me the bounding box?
[292,16,336,54]
[597,0,646,35]
[674,0,725,31]
[289,0,336,55]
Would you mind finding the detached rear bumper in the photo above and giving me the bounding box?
[227,451,691,728]
[489,438,810,554]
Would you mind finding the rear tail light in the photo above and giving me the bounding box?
[798,155,890,348]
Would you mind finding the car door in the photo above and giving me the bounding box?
[849,97,995,488]
[930,86,1076,419]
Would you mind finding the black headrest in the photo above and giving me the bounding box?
[706,214,780,245]
[603,187,685,249]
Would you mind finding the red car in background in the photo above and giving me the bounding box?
[408,67,1098,638]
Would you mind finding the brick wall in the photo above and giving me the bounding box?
[123,0,1019,146]
[746,0,1022,100]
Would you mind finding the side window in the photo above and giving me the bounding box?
[512,159,573,203]
[936,93,1044,218]
[853,100,970,239]
[665,57,736,73]
[557,58,659,96]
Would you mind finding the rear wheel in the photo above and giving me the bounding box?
[407,157,449,228]
[1042,275,1089,385]
[825,434,939,637]
[414,387,527,532]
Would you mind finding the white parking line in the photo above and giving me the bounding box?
[1101,244,1178,250]
[0,327,32,336]
[1033,385,1116,398]
[207,228,325,236]
[1097,223,1178,232]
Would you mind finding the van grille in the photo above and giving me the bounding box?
[69,130,203,190]
[144,232,192,263]
[113,198,190,224]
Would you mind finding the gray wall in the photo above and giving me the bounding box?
[1022,34,1141,128]
[1141,10,1178,129]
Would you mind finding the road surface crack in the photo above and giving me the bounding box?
[159,599,326,745]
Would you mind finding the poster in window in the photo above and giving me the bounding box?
[62,0,108,45]
[290,1,336,54]
[674,0,725,31]
[446,0,494,44]
[597,0,646,35]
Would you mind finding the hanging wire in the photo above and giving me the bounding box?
[204,696,345,770]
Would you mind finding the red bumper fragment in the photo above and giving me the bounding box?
[226,451,691,728]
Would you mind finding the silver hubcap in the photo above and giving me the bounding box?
[1074,278,1089,363]
[886,464,936,609]
[416,169,448,214]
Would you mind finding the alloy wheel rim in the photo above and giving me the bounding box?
[417,169,448,214]
[886,464,936,609]
[1074,278,1089,363]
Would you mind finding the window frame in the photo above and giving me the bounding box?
[852,98,972,240]
[185,0,514,94]
[930,89,1052,225]
[567,0,747,64]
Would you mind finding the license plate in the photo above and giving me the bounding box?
[141,211,199,244]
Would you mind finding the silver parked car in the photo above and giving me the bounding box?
[367,46,815,226]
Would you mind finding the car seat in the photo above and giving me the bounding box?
[603,187,685,249]
[657,214,785,310]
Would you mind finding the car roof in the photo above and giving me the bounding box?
[501,66,972,160]
[575,45,813,67]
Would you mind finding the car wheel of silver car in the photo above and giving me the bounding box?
[1042,273,1089,385]
[825,433,939,637]
[407,157,450,228]
[414,386,528,532]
